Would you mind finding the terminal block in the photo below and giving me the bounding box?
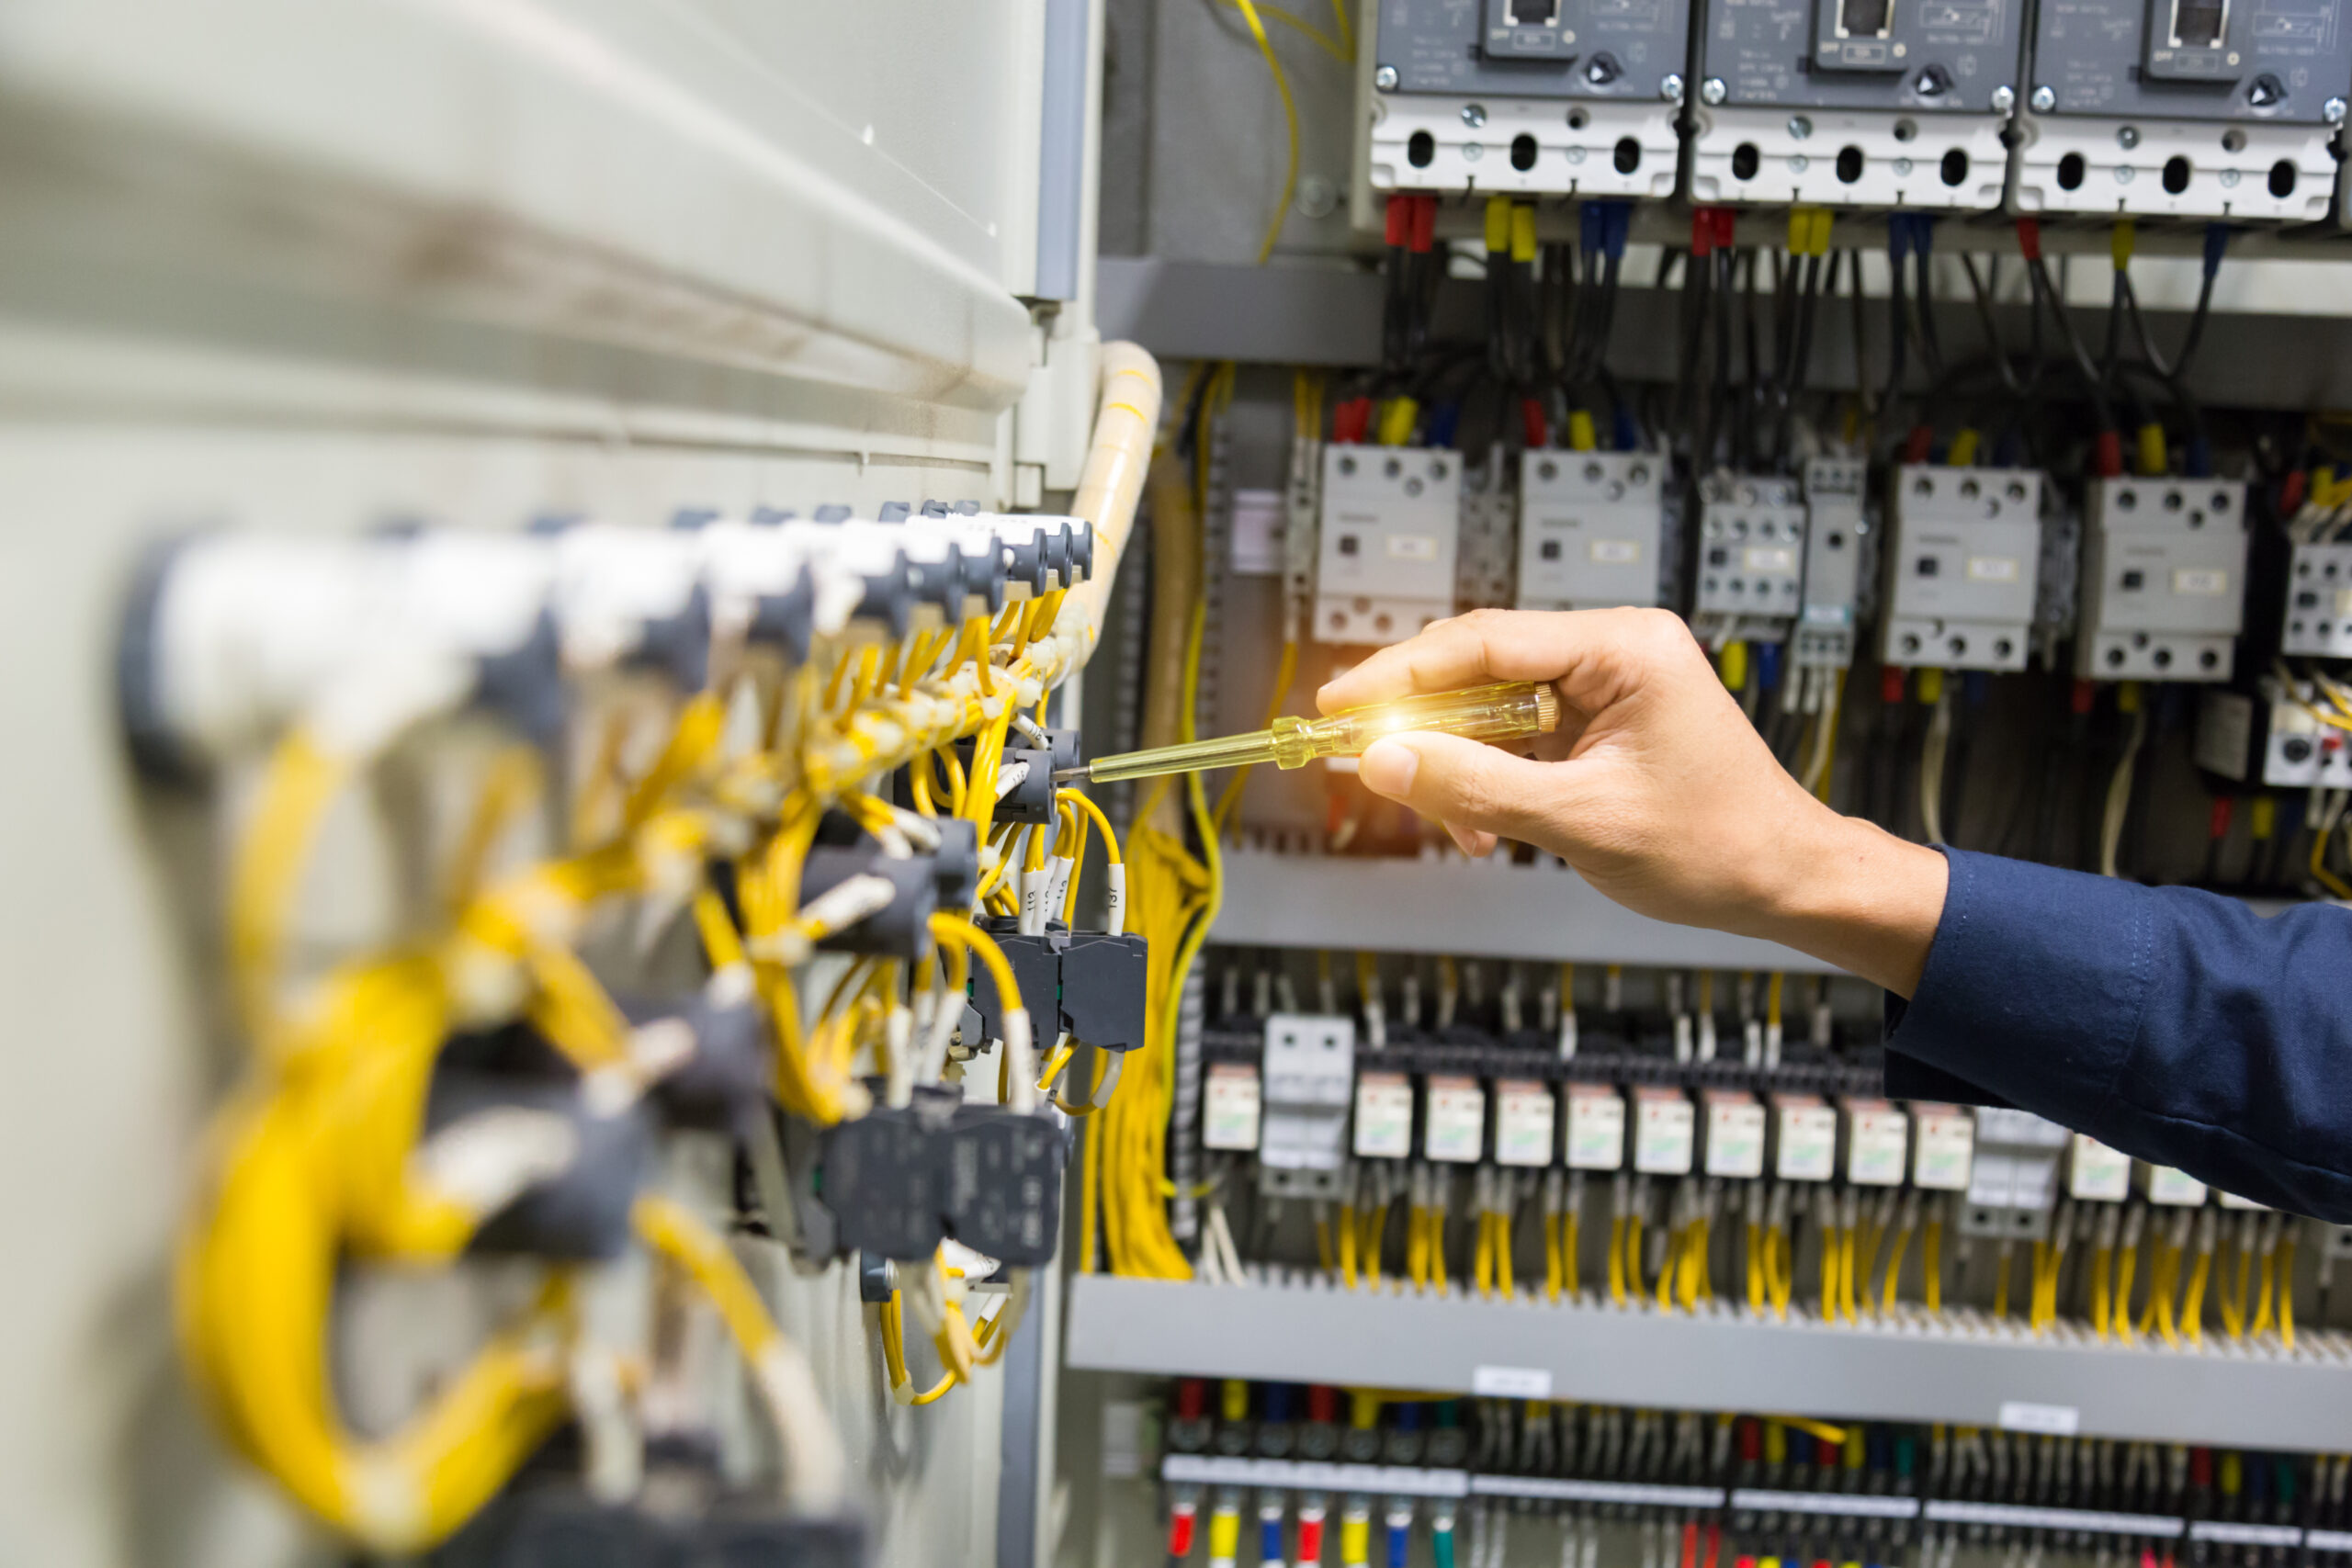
[2283,541,2352,658]
[1693,473,1809,644]
[2013,0,2346,219]
[1794,457,1866,670]
[1513,449,1666,612]
[1687,0,2021,208]
[1882,465,2045,671]
[2074,477,2247,681]
[1314,446,1461,645]
[1962,1107,2068,1240]
[1363,0,1688,199]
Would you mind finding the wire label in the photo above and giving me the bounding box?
[1469,1363,1555,1399]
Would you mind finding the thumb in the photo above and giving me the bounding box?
[1356,733,1557,842]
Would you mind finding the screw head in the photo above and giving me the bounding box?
[2030,84,2056,113]
[1991,85,2016,113]
[2328,96,2348,123]
[1661,72,1685,103]
[2117,124,2141,148]
[1787,113,1813,139]
[1701,76,1728,106]
[1374,64,1399,91]
[1462,102,1487,127]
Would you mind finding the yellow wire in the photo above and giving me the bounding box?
[1228,0,1300,265]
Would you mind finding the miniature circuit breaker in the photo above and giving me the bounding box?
[1315,446,1461,646]
[2014,0,2347,220]
[1686,0,2022,207]
[1794,457,1866,670]
[1363,0,1690,199]
[1882,466,2045,671]
[1514,450,1667,612]
[2075,477,2248,681]
[1258,1016,1356,1197]
[1962,1107,2068,1240]
[2283,541,2352,658]
[1694,472,1808,644]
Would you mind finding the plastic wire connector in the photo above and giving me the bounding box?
[2137,423,2169,478]
[1888,213,1915,264]
[1603,200,1634,258]
[1408,196,1437,254]
[1587,199,1611,255]
[1510,203,1539,264]
[1485,197,1513,254]
[1947,427,1981,466]
[1917,667,1944,704]
[1377,397,1420,447]
[1690,207,1716,258]
[1521,398,1549,449]
[2111,219,2137,270]
[1170,1504,1200,1558]
[1426,401,1463,449]
[1567,410,1599,452]
[2093,428,2124,479]
[1386,1520,1411,1568]
[1263,1512,1287,1565]
[1711,208,1736,253]
[2015,217,2043,262]
[1720,640,1748,690]
[1384,196,1410,248]
[2203,222,2231,276]
[2187,434,2214,479]
[1211,1504,1244,1565]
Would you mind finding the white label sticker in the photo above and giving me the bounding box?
[1912,1109,1975,1191]
[1566,1089,1625,1170]
[1424,1075,1487,1164]
[1775,1103,1838,1182]
[1703,1100,1766,1179]
[1847,1107,1909,1187]
[1634,1094,1695,1176]
[1204,1064,1261,1151]
[1742,546,1796,575]
[1386,535,1440,561]
[1966,556,2021,582]
[2174,568,2229,595]
[2069,1133,2131,1201]
[1352,1072,1414,1160]
[1471,1364,1555,1399]
[1229,488,1285,576]
[1495,1081,1557,1168]
[2145,1165,2210,1206]
[1998,1401,2081,1436]
[1589,538,1642,565]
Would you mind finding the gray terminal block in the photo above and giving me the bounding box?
[1514,449,1668,611]
[1687,0,2022,208]
[2075,477,2248,682]
[1315,445,1462,646]
[1258,1014,1357,1200]
[2281,541,2352,658]
[1960,1107,2069,1241]
[1795,457,1868,670]
[1882,466,2045,672]
[1364,0,1688,197]
[2014,0,2347,219]
[1694,472,1809,642]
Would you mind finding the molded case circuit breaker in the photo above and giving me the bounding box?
[1364,0,1690,199]
[2014,0,2349,219]
[2075,478,2248,681]
[1315,446,1461,646]
[1687,0,2022,208]
[1515,449,1667,612]
[1883,466,2045,671]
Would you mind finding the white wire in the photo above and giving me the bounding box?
[2098,705,2148,878]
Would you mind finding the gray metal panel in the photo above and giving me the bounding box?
[1064,1275,2352,1450]
[1702,0,2028,111]
[1035,0,1091,301]
[1209,845,1842,971]
[1380,0,1694,101]
[2033,0,2352,122]
[996,1280,1046,1568]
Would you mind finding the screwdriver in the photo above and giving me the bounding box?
[1053,680,1562,785]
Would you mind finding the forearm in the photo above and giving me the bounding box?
[1735,807,1950,998]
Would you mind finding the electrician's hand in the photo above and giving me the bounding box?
[1319,607,1947,995]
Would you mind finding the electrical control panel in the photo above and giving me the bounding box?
[1794,457,1867,670]
[2262,682,2352,786]
[1315,445,1462,646]
[1882,465,2045,671]
[1514,449,1667,612]
[2075,477,2248,681]
[1364,0,1690,198]
[1686,0,2021,208]
[2284,541,2352,657]
[1693,472,1808,641]
[2013,0,2348,219]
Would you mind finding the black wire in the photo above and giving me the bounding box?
[1912,243,1947,389]
[2026,254,2116,434]
[1956,253,2024,396]
[1882,245,1909,417]
[1773,254,1824,469]
[2175,264,2220,377]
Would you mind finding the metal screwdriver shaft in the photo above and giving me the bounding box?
[1054,681,1561,786]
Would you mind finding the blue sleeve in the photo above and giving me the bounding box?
[1882,847,2352,1223]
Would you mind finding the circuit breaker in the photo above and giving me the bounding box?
[1882,466,2044,671]
[1794,457,1866,670]
[2013,0,2347,219]
[1514,449,1666,612]
[1315,446,1461,646]
[1694,472,1808,643]
[2283,541,2352,658]
[2261,682,2352,787]
[1258,1015,1356,1197]
[1364,0,1689,198]
[1686,0,2021,207]
[2075,477,2248,681]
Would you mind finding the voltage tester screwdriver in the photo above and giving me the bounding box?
[1054,681,1563,786]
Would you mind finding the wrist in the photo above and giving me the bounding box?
[1747,809,1950,996]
